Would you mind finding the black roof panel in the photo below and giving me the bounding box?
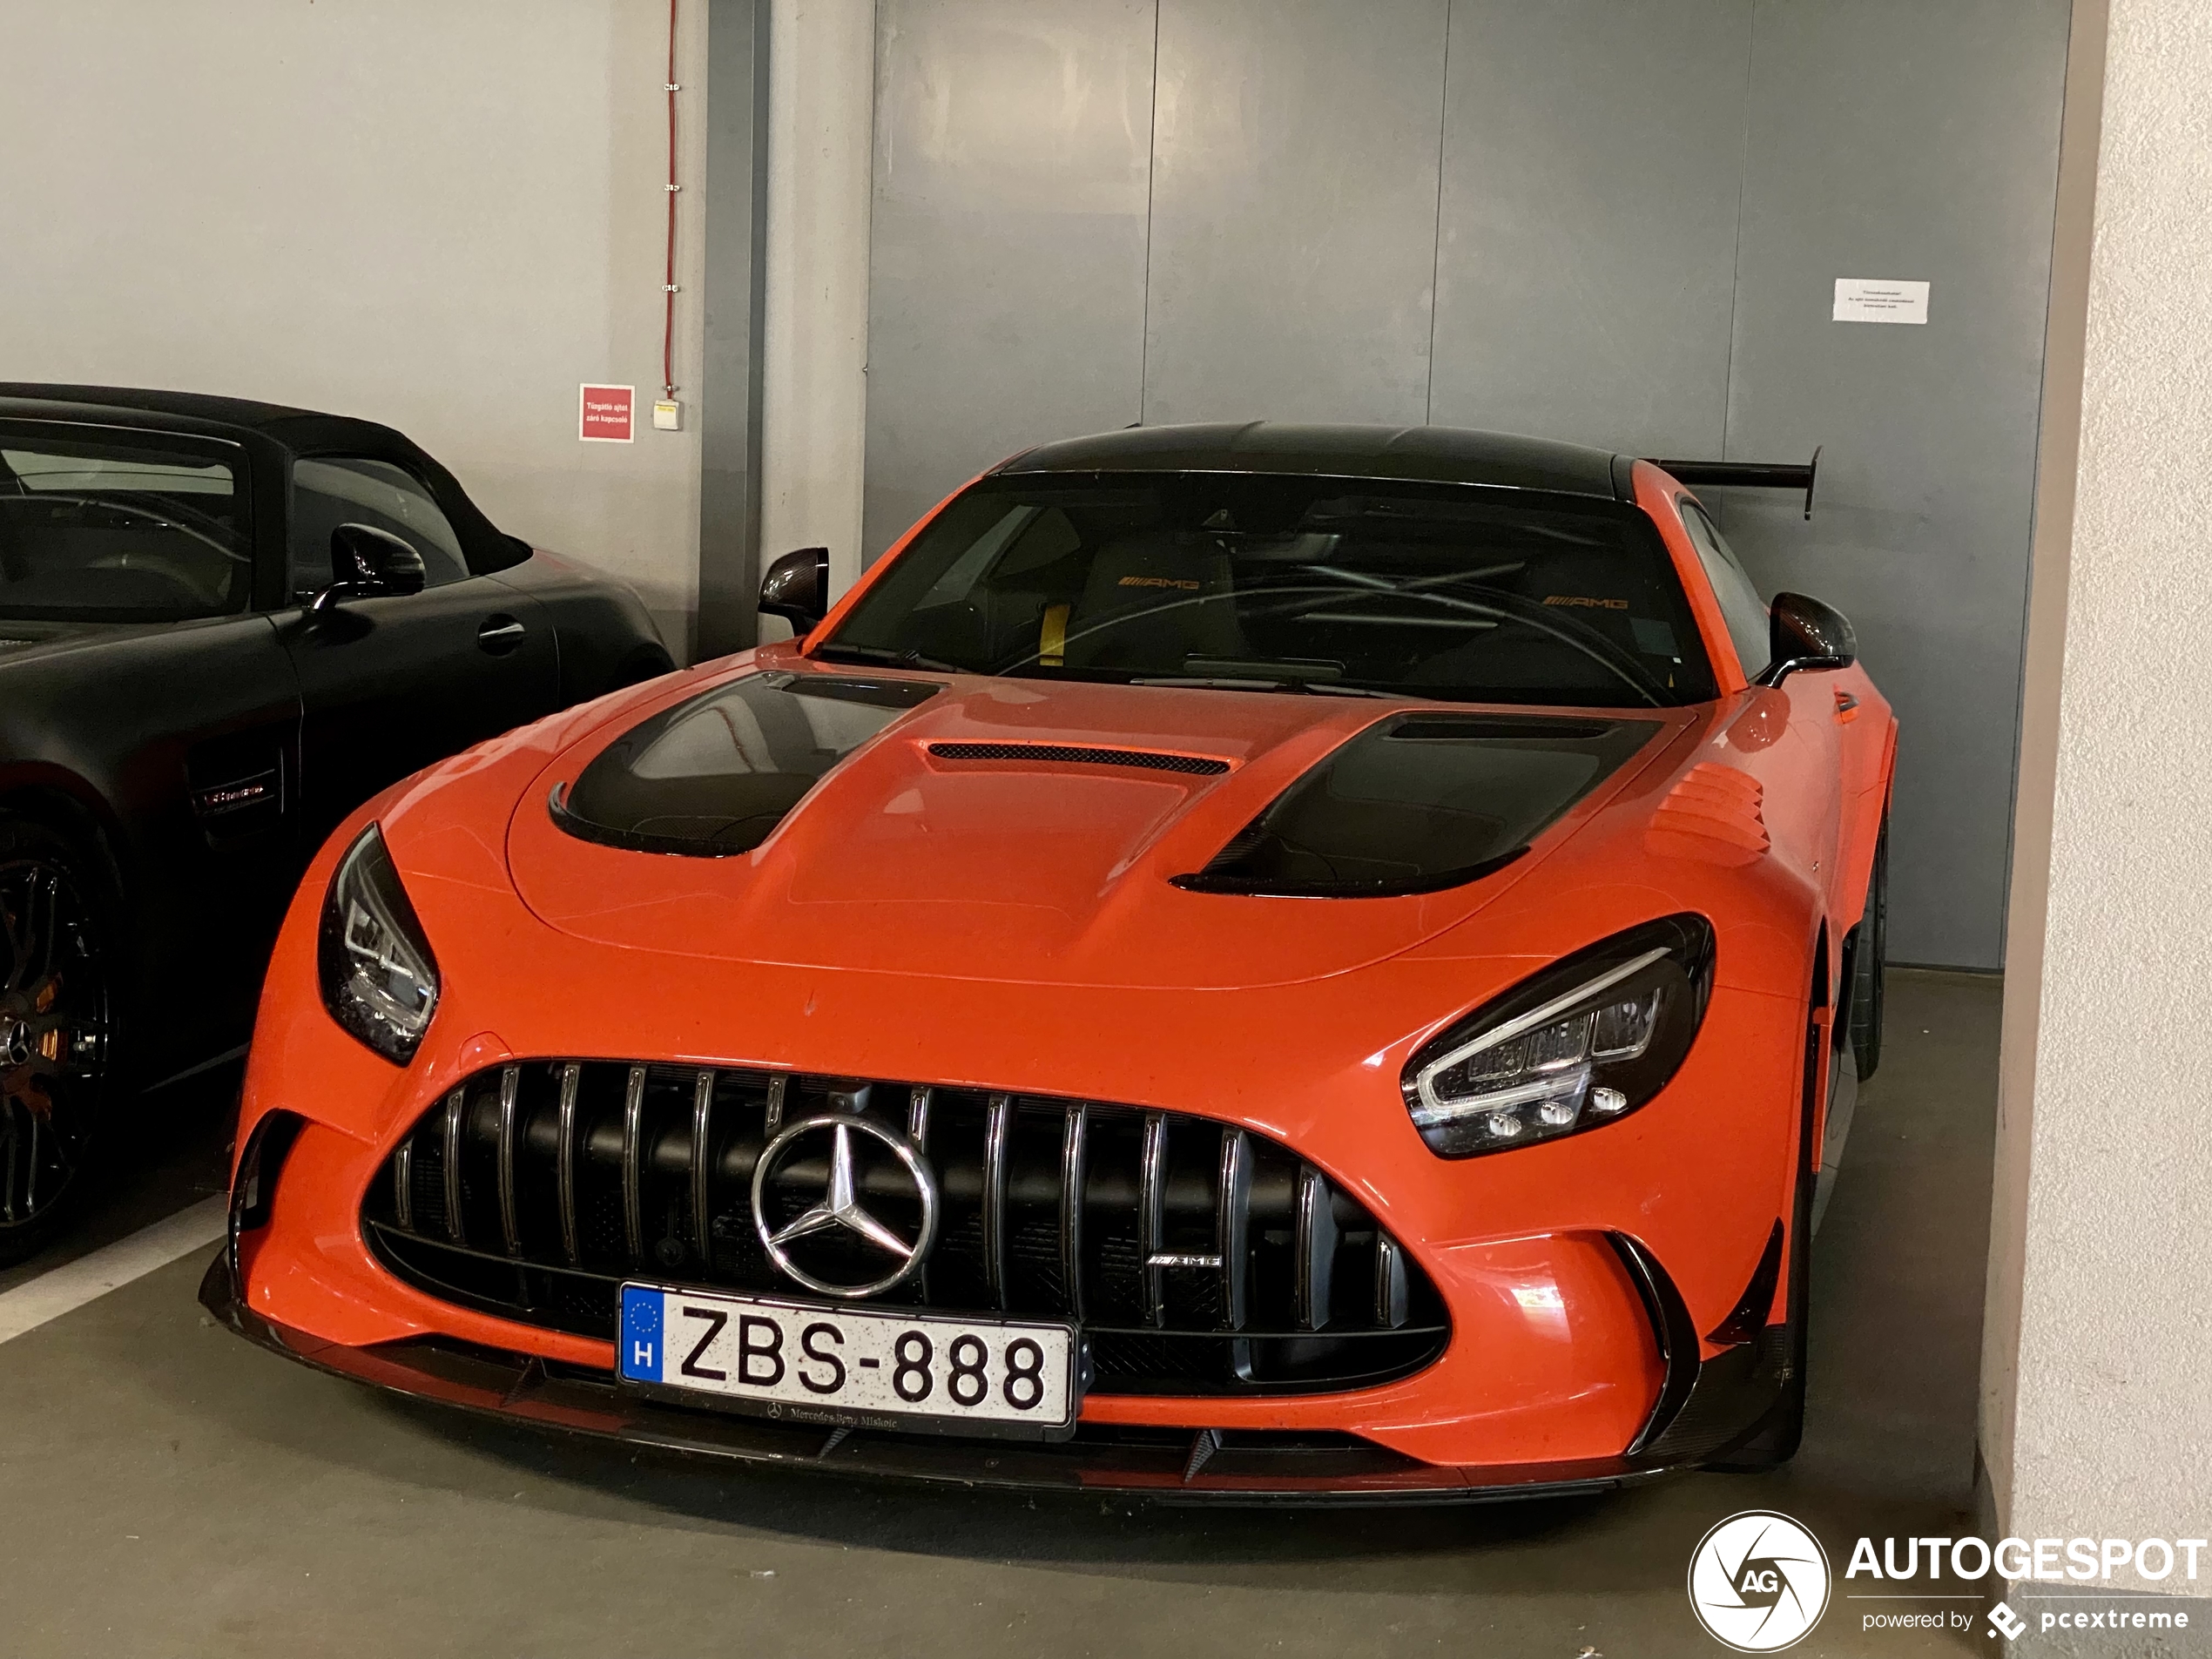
[996,421,1622,498]
[0,382,321,433]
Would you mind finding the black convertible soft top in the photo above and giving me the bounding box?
[0,382,322,432]
[0,381,529,573]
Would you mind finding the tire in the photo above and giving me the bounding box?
[1848,812,1889,1081]
[0,813,119,1266]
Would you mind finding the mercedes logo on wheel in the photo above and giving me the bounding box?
[750,1113,939,1298]
[1687,1510,1831,1652]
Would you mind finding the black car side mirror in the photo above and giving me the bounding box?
[309,523,428,612]
[1756,591,1857,686]
[759,546,830,635]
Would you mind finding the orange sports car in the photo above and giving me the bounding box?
[205,423,1894,1501]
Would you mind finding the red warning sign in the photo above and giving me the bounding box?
[579,384,635,442]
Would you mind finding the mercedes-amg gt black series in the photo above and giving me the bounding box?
[0,383,673,1259]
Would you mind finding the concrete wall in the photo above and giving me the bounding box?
[0,0,708,654]
[855,0,2074,970]
[1982,0,2212,1586]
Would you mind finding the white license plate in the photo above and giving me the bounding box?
[617,1283,1079,1437]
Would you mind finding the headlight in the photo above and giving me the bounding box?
[1401,914,1714,1157]
[318,822,440,1063]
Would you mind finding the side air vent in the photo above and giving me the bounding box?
[927,742,1230,777]
[1645,763,1769,866]
[185,730,289,847]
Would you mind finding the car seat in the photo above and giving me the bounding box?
[1062,531,1247,671]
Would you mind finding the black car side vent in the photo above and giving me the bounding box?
[185,732,288,847]
[927,742,1230,777]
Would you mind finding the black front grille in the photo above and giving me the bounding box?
[362,1062,1449,1396]
[927,742,1231,776]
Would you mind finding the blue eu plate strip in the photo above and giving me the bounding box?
[619,1285,664,1382]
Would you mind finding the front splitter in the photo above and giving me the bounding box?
[200,1251,1668,1507]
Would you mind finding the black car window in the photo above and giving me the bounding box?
[1677,498,1770,678]
[822,473,1719,708]
[0,433,250,622]
[289,456,470,597]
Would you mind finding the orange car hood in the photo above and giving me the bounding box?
[497,664,1692,993]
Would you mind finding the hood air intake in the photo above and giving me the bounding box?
[927,742,1229,776]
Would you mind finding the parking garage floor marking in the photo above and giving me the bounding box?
[0,1196,226,1345]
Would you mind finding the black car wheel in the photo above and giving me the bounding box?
[0,816,115,1264]
[1847,812,1889,1081]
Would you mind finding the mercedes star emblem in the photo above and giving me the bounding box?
[750,1113,939,1298]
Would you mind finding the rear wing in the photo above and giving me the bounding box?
[1647,447,1821,520]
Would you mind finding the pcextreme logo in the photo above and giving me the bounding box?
[1688,1510,1833,1652]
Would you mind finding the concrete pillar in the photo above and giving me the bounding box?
[697,0,772,660]
[760,0,878,617]
[1982,0,2212,1593]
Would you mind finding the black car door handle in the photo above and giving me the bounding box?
[477,615,527,656]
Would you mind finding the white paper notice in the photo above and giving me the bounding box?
[1833,278,1930,325]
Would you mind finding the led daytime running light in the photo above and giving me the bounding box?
[317,823,441,1064]
[1401,915,1713,1159]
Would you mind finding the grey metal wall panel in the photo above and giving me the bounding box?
[861,0,1156,561]
[850,0,2072,967]
[1139,0,1449,428]
[1721,0,2071,968]
[1426,0,1750,457]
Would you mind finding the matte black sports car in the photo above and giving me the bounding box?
[0,384,672,1258]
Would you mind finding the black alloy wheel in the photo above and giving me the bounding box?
[0,818,113,1264]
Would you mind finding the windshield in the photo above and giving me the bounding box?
[822,473,1716,707]
[0,435,251,622]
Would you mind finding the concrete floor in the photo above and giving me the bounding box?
[0,969,2000,1658]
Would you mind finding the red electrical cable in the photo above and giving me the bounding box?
[663,0,679,400]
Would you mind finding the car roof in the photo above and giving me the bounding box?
[0,381,326,432]
[995,421,1626,500]
[0,381,428,468]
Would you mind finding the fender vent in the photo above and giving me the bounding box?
[927,742,1229,776]
[185,731,289,847]
[1646,764,1768,865]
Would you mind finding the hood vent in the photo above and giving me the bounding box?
[550,671,943,857]
[1175,712,1660,898]
[927,741,1229,777]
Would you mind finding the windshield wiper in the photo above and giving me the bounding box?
[1127,676,1399,699]
[808,643,968,674]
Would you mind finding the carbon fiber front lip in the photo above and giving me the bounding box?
[199,1249,1666,1506]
